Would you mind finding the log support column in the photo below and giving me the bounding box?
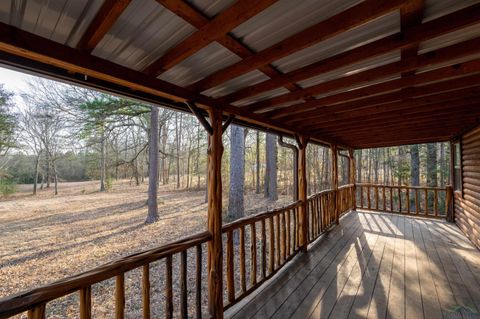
[206,108,224,319]
[296,135,309,252]
[332,145,339,224]
[348,149,356,210]
[447,141,456,222]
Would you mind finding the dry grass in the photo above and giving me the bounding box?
[0,179,290,318]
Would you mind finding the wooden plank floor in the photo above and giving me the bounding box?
[226,211,480,319]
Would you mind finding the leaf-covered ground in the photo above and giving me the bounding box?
[0,180,290,318]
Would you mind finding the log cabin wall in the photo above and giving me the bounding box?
[455,126,480,250]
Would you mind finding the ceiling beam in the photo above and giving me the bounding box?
[155,0,299,92]
[288,81,480,126]
[188,0,405,92]
[247,36,480,114]
[222,3,480,107]
[265,57,480,119]
[143,0,278,76]
[76,0,131,52]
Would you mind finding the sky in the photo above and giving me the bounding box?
[0,65,37,107]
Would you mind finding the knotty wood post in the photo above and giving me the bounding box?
[446,185,454,222]
[297,135,309,252]
[332,145,339,224]
[207,108,224,318]
[348,149,356,210]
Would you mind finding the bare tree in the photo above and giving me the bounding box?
[264,133,278,200]
[146,106,159,224]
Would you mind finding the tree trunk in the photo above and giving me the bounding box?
[46,150,50,188]
[100,129,106,192]
[52,160,58,195]
[33,151,41,195]
[146,106,159,224]
[440,143,445,187]
[256,131,260,194]
[264,133,278,200]
[427,144,438,187]
[175,113,181,189]
[356,149,362,183]
[410,145,420,186]
[228,125,245,222]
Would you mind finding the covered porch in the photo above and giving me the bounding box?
[0,0,480,318]
[226,210,480,319]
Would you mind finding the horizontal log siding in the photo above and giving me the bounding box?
[456,126,480,250]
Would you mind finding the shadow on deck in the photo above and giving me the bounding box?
[226,210,480,319]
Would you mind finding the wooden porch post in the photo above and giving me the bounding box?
[207,108,223,318]
[297,135,309,251]
[447,141,455,222]
[348,149,356,210]
[332,145,339,224]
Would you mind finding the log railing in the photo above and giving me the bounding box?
[307,185,355,243]
[0,231,211,319]
[222,201,302,309]
[356,183,452,218]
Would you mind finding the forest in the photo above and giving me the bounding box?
[0,77,449,222]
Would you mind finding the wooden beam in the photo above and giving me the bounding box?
[289,85,480,126]
[76,0,131,52]
[143,0,278,76]
[332,145,339,224]
[265,56,480,119]
[221,3,480,106]
[188,0,405,92]
[186,101,213,135]
[297,135,309,251]
[155,0,299,92]
[207,108,224,318]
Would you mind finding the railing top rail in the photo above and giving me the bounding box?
[222,201,302,233]
[355,183,447,191]
[0,231,212,319]
[338,184,355,190]
[307,189,334,200]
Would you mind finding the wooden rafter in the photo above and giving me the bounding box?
[154,0,299,92]
[76,0,131,51]
[188,0,405,92]
[264,46,480,119]
[266,58,480,120]
[143,0,278,76]
[236,4,480,112]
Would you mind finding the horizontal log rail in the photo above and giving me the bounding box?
[307,185,355,243]
[356,183,453,218]
[0,231,212,319]
[222,201,302,309]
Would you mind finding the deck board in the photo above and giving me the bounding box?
[226,211,480,319]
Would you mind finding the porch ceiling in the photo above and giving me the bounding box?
[0,0,479,148]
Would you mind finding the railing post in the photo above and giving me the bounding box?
[348,149,356,210]
[207,108,224,318]
[332,145,339,224]
[297,135,309,252]
[446,185,454,222]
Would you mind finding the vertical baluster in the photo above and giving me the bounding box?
[424,188,428,216]
[143,264,150,319]
[226,230,235,303]
[309,200,314,240]
[286,210,291,255]
[180,251,187,319]
[390,187,393,212]
[165,256,173,319]
[28,304,46,319]
[281,212,286,262]
[268,217,274,274]
[116,274,125,319]
[261,219,267,280]
[398,187,402,213]
[275,215,280,267]
[434,189,438,217]
[382,186,386,211]
[406,188,410,214]
[367,186,371,209]
[292,207,297,249]
[240,226,246,293]
[415,189,420,215]
[360,186,363,208]
[250,222,257,286]
[79,286,91,319]
[196,245,202,319]
[375,186,379,210]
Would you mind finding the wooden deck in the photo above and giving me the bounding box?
[226,210,480,319]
